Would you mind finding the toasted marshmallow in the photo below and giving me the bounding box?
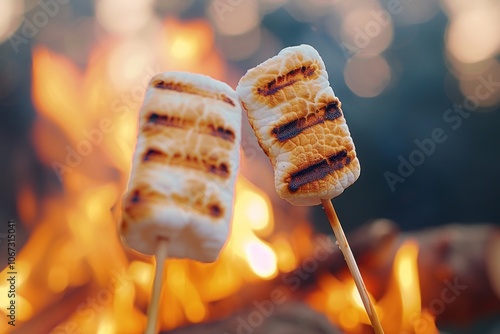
[120,72,242,262]
[237,45,360,206]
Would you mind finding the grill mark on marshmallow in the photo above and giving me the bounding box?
[288,150,352,192]
[126,187,224,220]
[208,204,223,218]
[152,80,236,107]
[123,186,167,221]
[143,148,165,161]
[172,193,225,219]
[257,64,317,96]
[146,113,235,143]
[208,124,235,142]
[272,99,342,141]
[142,148,230,179]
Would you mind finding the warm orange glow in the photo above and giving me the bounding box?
[15,295,33,321]
[128,261,154,291]
[32,47,86,144]
[307,274,366,332]
[160,19,225,80]
[243,191,269,230]
[350,284,364,310]
[164,19,212,53]
[395,240,421,330]
[17,184,37,227]
[272,235,298,272]
[245,240,278,279]
[47,266,70,293]
[170,36,199,60]
[306,240,439,333]
[185,301,206,323]
[224,176,280,280]
[13,261,31,288]
[97,314,116,334]
[234,178,274,236]
[339,307,359,330]
[15,12,442,334]
[376,240,439,334]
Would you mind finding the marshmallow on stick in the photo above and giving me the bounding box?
[237,45,384,334]
[119,72,242,333]
[236,45,360,206]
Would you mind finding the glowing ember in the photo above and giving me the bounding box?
[396,240,421,322]
[306,240,440,334]
[234,176,274,236]
[244,240,278,279]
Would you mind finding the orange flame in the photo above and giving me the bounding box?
[1,16,440,334]
[0,18,284,333]
[307,240,439,334]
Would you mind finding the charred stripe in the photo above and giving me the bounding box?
[272,99,342,141]
[288,150,352,192]
[145,113,235,143]
[257,64,317,96]
[125,187,224,219]
[152,80,236,107]
[141,148,230,179]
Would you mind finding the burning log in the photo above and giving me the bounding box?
[11,284,93,334]
[8,218,499,333]
[308,220,500,326]
[336,219,500,326]
[163,302,341,334]
[174,219,500,332]
[415,222,500,326]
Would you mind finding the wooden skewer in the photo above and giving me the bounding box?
[321,199,385,334]
[145,238,169,334]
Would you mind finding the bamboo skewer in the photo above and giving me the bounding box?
[145,238,169,334]
[321,199,385,334]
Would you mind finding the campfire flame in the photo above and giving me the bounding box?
[307,240,439,333]
[0,17,439,334]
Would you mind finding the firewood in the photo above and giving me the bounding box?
[163,302,341,334]
[12,284,92,334]
[188,220,500,327]
[415,223,500,325]
[13,221,498,333]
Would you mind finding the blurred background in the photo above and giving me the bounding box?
[0,0,499,333]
